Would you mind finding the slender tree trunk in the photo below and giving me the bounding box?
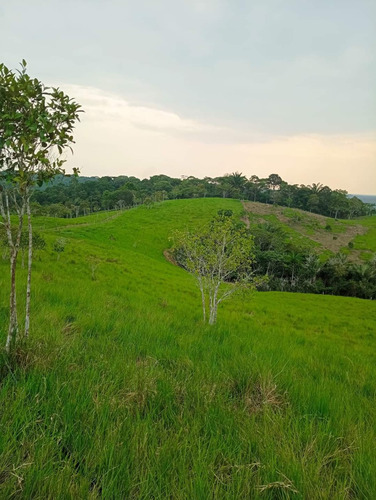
[209,300,217,325]
[1,190,25,352]
[208,289,214,324]
[198,278,206,322]
[6,253,19,352]
[209,286,218,325]
[25,192,32,338]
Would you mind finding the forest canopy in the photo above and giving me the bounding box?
[31,172,374,219]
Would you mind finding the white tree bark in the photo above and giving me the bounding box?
[197,276,206,323]
[0,190,25,351]
[24,190,32,338]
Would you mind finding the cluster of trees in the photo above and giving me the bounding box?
[251,222,376,299]
[32,173,374,220]
[173,212,376,303]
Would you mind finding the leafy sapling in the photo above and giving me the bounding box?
[53,238,66,261]
[0,60,81,350]
[172,212,262,325]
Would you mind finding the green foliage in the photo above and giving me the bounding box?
[352,217,376,253]
[172,212,258,323]
[174,213,254,281]
[217,209,233,217]
[143,196,154,208]
[0,61,82,187]
[30,172,375,219]
[0,226,45,251]
[53,237,66,259]
[0,198,375,497]
[250,221,376,298]
[285,209,303,223]
[0,60,82,351]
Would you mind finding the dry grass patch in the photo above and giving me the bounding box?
[258,472,299,495]
[213,457,261,485]
[229,374,288,414]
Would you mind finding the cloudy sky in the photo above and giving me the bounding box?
[1,0,375,193]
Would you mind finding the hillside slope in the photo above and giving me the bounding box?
[0,198,375,499]
[242,200,376,260]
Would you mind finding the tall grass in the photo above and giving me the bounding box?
[0,198,375,498]
[352,216,376,254]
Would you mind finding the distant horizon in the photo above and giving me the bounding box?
[352,193,376,201]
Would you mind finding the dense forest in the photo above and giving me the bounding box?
[250,220,376,299]
[32,172,375,219]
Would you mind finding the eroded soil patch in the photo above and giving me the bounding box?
[242,201,368,256]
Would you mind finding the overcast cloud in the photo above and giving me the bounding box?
[1,0,375,193]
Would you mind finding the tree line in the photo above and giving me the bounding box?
[251,221,376,299]
[173,211,376,305]
[32,172,375,220]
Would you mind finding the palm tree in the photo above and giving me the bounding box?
[308,183,325,194]
[303,253,322,284]
[228,172,247,190]
[226,172,247,198]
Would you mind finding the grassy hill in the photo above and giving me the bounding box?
[242,200,376,261]
[0,198,375,498]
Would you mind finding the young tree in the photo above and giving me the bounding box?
[0,185,25,350]
[330,190,348,219]
[0,60,81,351]
[173,213,259,325]
[53,238,66,260]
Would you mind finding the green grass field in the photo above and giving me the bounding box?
[352,217,376,256]
[1,198,375,498]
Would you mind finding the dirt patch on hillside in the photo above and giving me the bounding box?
[163,249,178,266]
[243,201,329,225]
[306,225,367,254]
[242,201,368,255]
[241,215,250,228]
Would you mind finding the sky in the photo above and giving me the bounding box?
[1,0,375,193]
